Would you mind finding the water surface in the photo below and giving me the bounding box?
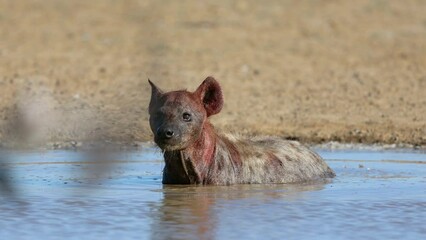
[0,147,425,240]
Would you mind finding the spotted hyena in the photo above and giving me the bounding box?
[148,77,335,185]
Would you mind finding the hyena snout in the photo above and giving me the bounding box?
[154,124,186,150]
[156,126,175,139]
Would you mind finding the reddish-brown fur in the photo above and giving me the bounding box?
[149,77,335,185]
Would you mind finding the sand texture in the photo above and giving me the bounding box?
[0,0,425,147]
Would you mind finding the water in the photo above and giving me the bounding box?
[0,147,425,240]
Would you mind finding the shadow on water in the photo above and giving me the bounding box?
[0,152,14,196]
[150,183,327,240]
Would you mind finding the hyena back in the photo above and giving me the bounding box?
[148,77,335,185]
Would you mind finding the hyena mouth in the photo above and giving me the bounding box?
[155,138,185,151]
[158,143,185,151]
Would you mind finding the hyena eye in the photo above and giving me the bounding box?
[182,112,192,122]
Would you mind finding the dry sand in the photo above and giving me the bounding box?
[0,0,425,147]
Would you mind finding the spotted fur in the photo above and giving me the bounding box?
[149,77,335,185]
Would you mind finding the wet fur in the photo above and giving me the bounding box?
[149,77,335,185]
[162,123,335,185]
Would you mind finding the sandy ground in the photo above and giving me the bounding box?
[0,0,425,147]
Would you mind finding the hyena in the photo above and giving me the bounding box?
[148,77,335,185]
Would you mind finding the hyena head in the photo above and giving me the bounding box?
[148,77,223,151]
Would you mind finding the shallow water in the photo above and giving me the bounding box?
[0,147,425,240]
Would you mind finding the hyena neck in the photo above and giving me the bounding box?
[163,122,218,184]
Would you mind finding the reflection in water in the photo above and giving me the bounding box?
[1,149,425,239]
[150,183,327,240]
[0,153,14,196]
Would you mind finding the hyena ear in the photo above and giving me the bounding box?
[148,79,164,114]
[195,76,224,117]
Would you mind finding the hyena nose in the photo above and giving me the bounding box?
[157,127,174,139]
[165,129,174,139]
